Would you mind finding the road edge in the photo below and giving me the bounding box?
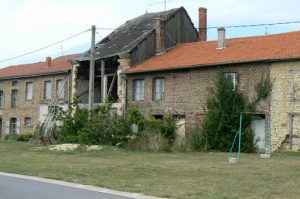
[0,172,165,199]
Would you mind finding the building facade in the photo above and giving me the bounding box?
[125,30,300,151]
[0,55,76,138]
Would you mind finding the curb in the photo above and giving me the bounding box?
[0,172,165,199]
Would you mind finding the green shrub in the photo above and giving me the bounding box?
[127,128,170,152]
[187,126,206,151]
[78,104,132,146]
[202,75,255,152]
[17,133,33,142]
[128,104,145,132]
[3,134,18,141]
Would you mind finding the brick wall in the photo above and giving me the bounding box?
[127,63,270,132]
[0,73,70,136]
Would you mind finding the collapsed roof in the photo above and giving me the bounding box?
[75,7,193,61]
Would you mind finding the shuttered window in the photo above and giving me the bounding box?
[134,80,145,101]
[0,91,3,107]
[153,78,165,101]
[25,82,33,100]
[44,81,52,99]
[56,80,64,99]
[11,90,18,108]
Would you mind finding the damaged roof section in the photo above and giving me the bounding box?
[75,7,190,61]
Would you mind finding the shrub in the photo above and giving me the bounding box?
[78,104,132,146]
[202,75,255,152]
[17,133,33,142]
[187,126,206,151]
[128,104,145,132]
[127,128,170,152]
[3,133,18,141]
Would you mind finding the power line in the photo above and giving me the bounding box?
[96,20,300,31]
[0,29,90,64]
[207,20,300,29]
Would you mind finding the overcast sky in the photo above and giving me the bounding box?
[1,0,300,68]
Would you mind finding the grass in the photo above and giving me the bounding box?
[0,141,299,199]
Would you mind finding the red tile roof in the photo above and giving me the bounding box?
[126,30,300,73]
[0,54,78,79]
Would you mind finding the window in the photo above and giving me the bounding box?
[12,81,18,87]
[44,81,52,99]
[224,73,237,90]
[9,118,17,134]
[0,91,3,107]
[25,117,32,127]
[25,82,33,100]
[56,79,64,99]
[134,80,145,101]
[153,78,165,101]
[11,90,18,108]
[48,106,59,114]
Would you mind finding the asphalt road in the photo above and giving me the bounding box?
[0,175,134,199]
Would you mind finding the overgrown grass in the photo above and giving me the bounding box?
[0,141,299,199]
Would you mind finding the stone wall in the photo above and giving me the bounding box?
[127,63,270,132]
[0,73,70,137]
[270,60,300,151]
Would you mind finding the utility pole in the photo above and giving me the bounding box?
[88,25,96,115]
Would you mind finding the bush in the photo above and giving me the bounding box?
[3,134,18,141]
[187,126,206,151]
[78,104,132,146]
[17,133,33,142]
[127,129,170,152]
[202,75,255,152]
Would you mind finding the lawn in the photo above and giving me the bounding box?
[0,141,299,199]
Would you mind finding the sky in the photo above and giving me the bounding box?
[1,0,300,68]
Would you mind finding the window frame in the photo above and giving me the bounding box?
[133,79,145,101]
[44,81,52,100]
[153,77,165,101]
[0,90,4,107]
[25,82,33,101]
[56,79,65,99]
[224,72,238,90]
[11,89,18,108]
[24,117,33,127]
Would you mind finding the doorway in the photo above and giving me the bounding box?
[0,118,2,139]
[251,119,266,151]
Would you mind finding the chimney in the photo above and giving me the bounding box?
[46,57,52,67]
[155,17,166,54]
[217,27,226,49]
[199,7,207,41]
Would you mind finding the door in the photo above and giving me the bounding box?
[0,118,2,139]
[251,119,265,151]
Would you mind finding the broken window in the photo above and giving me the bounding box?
[153,78,165,101]
[25,82,33,100]
[9,118,17,134]
[24,117,32,127]
[56,79,64,99]
[224,73,237,90]
[0,91,3,107]
[48,106,59,115]
[44,81,52,100]
[11,89,18,108]
[134,79,145,101]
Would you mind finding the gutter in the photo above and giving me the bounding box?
[123,56,300,74]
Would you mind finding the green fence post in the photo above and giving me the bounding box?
[237,113,242,162]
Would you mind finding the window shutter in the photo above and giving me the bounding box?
[16,120,20,134]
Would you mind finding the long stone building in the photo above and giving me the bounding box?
[0,55,77,138]
[124,29,300,151]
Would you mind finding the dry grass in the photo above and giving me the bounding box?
[0,141,299,199]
